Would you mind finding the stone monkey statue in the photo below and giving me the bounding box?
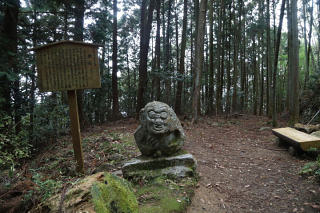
[134,101,185,157]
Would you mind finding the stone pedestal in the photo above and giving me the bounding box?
[122,153,197,180]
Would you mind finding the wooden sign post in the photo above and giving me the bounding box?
[67,90,84,173]
[32,41,101,173]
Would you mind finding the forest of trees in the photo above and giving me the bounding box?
[1,0,320,168]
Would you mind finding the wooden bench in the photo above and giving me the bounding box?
[272,127,320,152]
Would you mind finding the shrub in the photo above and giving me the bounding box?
[0,113,31,169]
[300,155,320,180]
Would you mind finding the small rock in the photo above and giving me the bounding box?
[294,123,320,133]
[259,127,271,131]
[311,131,320,138]
[112,170,123,176]
[311,204,320,209]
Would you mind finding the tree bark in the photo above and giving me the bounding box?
[318,0,320,70]
[152,0,161,101]
[226,1,232,115]
[112,0,120,119]
[259,36,264,116]
[253,35,258,115]
[258,0,264,116]
[272,0,286,127]
[175,0,188,115]
[266,0,272,117]
[11,1,21,133]
[136,0,156,113]
[164,0,173,105]
[192,0,208,122]
[216,0,223,114]
[304,0,313,89]
[287,0,300,125]
[231,0,239,113]
[74,0,85,128]
[239,0,246,112]
[207,0,215,114]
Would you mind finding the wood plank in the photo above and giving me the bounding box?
[68,90,85,173]
[272,127,320,151]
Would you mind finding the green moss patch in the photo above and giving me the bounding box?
[135,176,197,213]
[91,173,138,213]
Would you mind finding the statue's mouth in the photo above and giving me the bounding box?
[153,124,164,131]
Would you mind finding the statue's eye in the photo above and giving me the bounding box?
[160,112,168,119]
[148,111,156,118]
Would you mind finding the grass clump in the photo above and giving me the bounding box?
[300,155,320,180]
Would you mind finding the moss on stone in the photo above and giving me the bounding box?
[64,188,83,203]
[91,173,138,213]
[135,175,196,213]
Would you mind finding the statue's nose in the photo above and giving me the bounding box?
[155,118,163,123]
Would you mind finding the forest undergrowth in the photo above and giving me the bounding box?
[1,115,320,212]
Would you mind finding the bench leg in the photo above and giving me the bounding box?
[276,138,287,147]
[288,146,297,156]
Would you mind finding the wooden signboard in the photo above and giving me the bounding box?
[33,41,101,92]
[32,41,102,173]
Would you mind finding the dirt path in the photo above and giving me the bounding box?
[184,115,320,213]
[2,115,319,213]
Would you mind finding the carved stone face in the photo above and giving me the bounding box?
[145,105,169,134]
[135,101,185,157]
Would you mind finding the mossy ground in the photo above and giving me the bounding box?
[91,173,138,213]
[1,122,197,213]
[134,176,197,213]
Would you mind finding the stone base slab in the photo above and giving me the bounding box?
[122,153,197,180]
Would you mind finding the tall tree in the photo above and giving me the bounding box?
[231,0,239,112]
[152,0,161,101]
[192,0,208,122]
[136,0,156,113]
[112,0,120,119]
[164,0,172,105]
[303,0,313,89]
[0,0,20,130]
[239,0,246,112]
[258,0,264,116]
[207,0,214,114]
[225,1,232,114]
[216,0,225,114]
[266,0,272,117]
[318,0,320,70]
[287,0,300,125]
[74,0,85,127]
[272,0,286,127]
[302,0,308,89]
[175,0,188,115]
[252,35,258,115]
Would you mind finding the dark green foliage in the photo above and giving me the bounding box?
[300,155,320,181]
[300,70,320,123]
[27,170,62,202]
[31,96,69,145]
[0,113,31,168]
